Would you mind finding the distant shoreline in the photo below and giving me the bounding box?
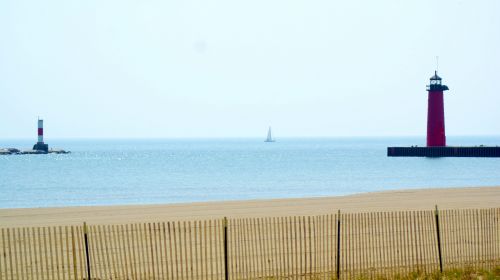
[1,186,499,227]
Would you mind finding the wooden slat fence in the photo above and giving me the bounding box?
[228,215,339,279]
[86,221,224,279]
[0,208,498,279]
[0,226,86,280]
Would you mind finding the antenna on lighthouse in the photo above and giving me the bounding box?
[436,56,439,73]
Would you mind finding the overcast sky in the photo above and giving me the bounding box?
[1,0,499,138]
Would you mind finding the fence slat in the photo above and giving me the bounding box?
[216,220,222,280]
[187,221,193,279]
[18,227,25,280]
[282,217,288,278]
[415,211,421,271]
[255,218,266,277]
[239,219,247,279]
[88,226,97,278]
[287,216,293,278]
[164,222,171,280]
[57,227,64,280]
[320,215,325,277]
[378,212,384,277]
[473,209,479,269]
[5,229,12,280]
[181,221,188,279]
[491,209,497,267]
[348,213,354,279]
[28,227,35,280]
[0,229,3,280]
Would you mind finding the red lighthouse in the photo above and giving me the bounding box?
[388,70,500,157]
[426,71,449,147]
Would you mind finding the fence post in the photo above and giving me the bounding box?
[434,205,443,273]
[83,222,92,280]
[223,217,229,280]
[336,210,341,280]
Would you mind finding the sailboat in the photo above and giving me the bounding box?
[265,127,275,142]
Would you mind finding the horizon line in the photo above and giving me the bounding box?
[2,134,500,141]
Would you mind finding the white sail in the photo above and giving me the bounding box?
[265,127,275,142]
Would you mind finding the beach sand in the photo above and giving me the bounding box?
[1,186,499,227]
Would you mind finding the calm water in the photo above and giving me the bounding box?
[1,137,500,209]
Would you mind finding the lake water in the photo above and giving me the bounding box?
[1,137,500,208]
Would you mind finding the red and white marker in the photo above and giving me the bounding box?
[38,119,44,143]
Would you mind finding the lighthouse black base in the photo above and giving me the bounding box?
[387,146,500,158]
[33,142,49,153]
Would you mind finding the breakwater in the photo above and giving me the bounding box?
[0,148,69,155]
[387,146,500,157]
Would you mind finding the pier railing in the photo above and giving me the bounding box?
[1,207,499,279]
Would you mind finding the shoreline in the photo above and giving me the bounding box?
[1,186,499,227]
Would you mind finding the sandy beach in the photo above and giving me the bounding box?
[1,186,499,227]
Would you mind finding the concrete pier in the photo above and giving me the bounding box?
[387,146,500,157]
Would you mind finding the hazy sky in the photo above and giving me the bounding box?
[1,0,499,138]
